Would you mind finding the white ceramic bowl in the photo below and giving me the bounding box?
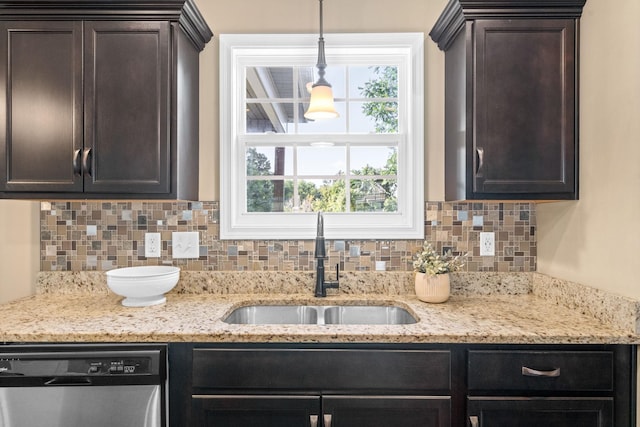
[106,266,180,307]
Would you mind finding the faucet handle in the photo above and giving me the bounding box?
[325,264,340,290]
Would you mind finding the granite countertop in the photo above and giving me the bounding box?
[0,271,638,345]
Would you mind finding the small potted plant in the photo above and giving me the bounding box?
[413,242,465,303]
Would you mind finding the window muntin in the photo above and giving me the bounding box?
[220,33,424,239]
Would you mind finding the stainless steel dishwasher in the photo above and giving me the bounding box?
[0,344,166,427]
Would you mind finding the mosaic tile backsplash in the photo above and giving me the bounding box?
[40,201,536,272]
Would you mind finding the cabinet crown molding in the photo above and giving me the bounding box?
[430,0,586,50]
[0,0,212,51]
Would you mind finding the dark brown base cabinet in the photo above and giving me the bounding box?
[168,344,635,427]
[429,0,586,200]
[0,1,212,200]
[193,396,450,427]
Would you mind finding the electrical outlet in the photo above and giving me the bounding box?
[172,232,199,259]
[145,233,161,258]
[480,232,495,256]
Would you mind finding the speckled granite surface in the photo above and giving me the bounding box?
[36,271,533,296]
[0,271,635,344]
[531,273,640,335]
[0,291,635,344]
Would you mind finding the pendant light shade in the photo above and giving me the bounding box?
[306,85,338,120]
[304,0,339,120]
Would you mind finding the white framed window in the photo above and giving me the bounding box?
[219,33,424,240]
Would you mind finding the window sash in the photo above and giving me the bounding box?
[220,33,424,239]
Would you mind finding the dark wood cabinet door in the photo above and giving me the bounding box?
[468,398,613,427]
[323,396,451,427]
[473,19,576,197]
[84,21,170,194]
[192,395,321,427]
[0,21,83,192]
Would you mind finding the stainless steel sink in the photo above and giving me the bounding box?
[223,305,318,325]
[323,305,417,325]
[223,304,417,325]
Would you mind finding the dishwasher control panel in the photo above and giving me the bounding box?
[87,357,152,375]
[0,349,159,377]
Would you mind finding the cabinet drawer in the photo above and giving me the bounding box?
[193,348,451,392]
[468,350,614,392]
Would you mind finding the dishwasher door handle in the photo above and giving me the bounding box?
[44,377,93,386]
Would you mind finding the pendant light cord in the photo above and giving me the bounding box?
[314,0,328,86]
[319,0,324,39]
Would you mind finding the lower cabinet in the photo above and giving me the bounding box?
[169,343,635,427]
[192,395,450,427]
[467,398,613,427]
[172,344,455,426]
[466,348,630,427]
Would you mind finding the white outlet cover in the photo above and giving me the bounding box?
[145,233,161,258]
[172,232,199,259]
[480,232,495,256]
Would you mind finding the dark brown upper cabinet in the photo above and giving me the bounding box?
[0,0,212,200]
[430,0,586,200]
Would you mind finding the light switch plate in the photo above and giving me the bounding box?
[145,233,161,258]
[479,232,495,256]
[172,232,199,259]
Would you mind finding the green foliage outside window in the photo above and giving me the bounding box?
[359,66,398,133]
[246,66,398,213]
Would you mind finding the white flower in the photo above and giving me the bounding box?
[413,242,465,275]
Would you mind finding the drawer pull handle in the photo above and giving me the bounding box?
[323,414,332,427]
[522,366,561,377]
[469,415,479,427]
[310,415,318,427]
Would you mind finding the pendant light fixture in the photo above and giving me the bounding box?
[304,0,339,120]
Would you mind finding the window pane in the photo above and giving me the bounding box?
[246,102,298,133]
[350,66,398,99]
[349,101,398,133]
[313,179,346,213]
[287,179,321,213]
[298,146,346,175]
[246,66,294,99]
[350,179,398,212]
[297,102,347,133]
[350,147,397,173]
[246,179,276,212]
[246,147,293,176]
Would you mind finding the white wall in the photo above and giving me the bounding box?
[537,0,640,300]
[0,200,39,303]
